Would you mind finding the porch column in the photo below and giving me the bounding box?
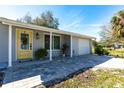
[8,25,12,67]
[50,32,52,61]
[70,35,73,58]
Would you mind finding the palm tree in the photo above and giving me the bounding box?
[111,10,124,44]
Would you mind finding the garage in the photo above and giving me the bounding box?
[78,38,91,55]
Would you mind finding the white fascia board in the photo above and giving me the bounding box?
[0,17,96,39]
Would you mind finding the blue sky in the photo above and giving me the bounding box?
[0,5,124,40]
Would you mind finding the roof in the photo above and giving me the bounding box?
[0,17,96,39]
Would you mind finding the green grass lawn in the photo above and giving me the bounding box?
[108,49,124,58]
[52,69,124,88]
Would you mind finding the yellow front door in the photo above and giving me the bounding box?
[16,28,33,60]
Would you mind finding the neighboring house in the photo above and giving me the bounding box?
[0,17,96,67]
[114,43,124,49]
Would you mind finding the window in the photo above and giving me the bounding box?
[44,34,60,50]
[44,35,50,49]
[54,36,60,49]
[21,33,29,50]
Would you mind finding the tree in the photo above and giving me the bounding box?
[33,11,59,29]
[111,10,124,44]
[99,25,113,46]
[17,12,32,24]
[99,10,124,46]
[17,11,59,29]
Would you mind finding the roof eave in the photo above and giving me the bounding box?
[0,17,96,39]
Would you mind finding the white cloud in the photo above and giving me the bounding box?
[83,24,103,27]
[60,22,102,41]
[66,20,81,27]
[61,19,103,30]
[61,18,84,29]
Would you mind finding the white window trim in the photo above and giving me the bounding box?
[43,33,61,51]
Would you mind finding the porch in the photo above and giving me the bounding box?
[2,54,116,88]
[7,25,73,67]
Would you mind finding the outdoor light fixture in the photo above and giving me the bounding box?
[36,32,40,39]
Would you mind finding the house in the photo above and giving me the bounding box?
[114,43,124,49]
[0,17,96,67]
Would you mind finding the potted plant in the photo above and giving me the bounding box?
[61,44,69,57]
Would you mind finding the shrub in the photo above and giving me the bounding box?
[92,40,98,47]
[103,49,109,55]
[94,45,109,55]
[94,45,104,55]
[35,48,48,60]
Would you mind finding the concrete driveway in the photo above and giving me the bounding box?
[2,55,124,88]
[93,57,124,69]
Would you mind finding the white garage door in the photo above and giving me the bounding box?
[78,39,90,55]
